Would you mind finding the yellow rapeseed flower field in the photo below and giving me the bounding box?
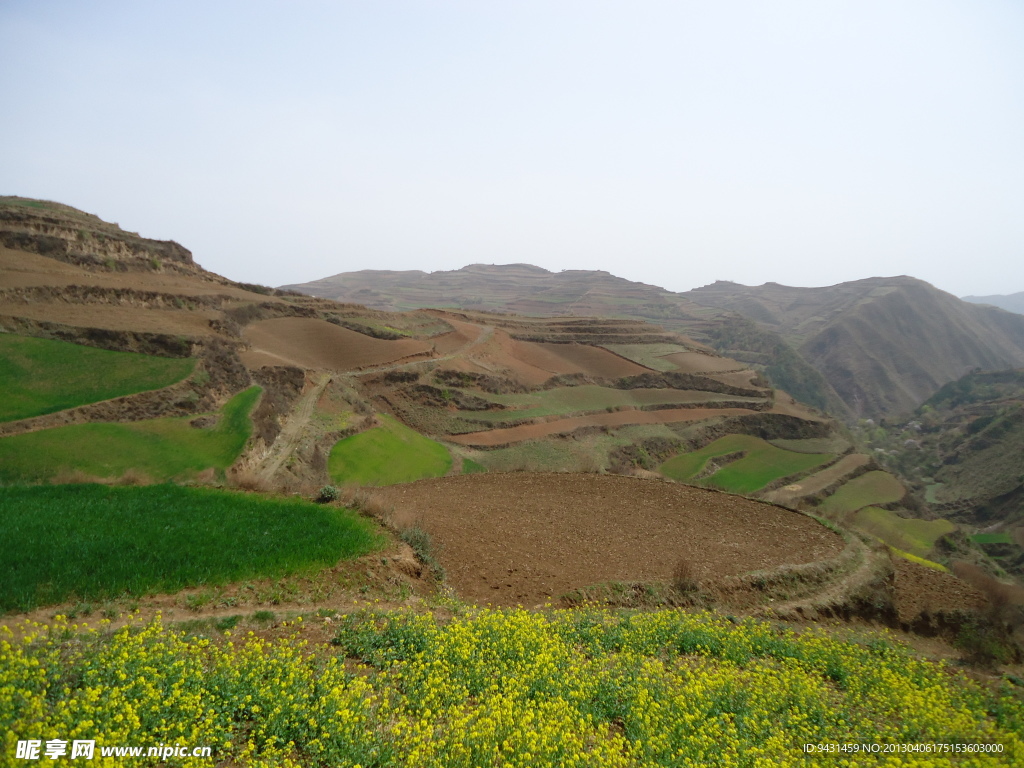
[2,608,1023,766]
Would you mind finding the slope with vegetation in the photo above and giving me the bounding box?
[868,368,1024,578]
[0,386,262,483]
[0,333,195,422]
[686,277,1024,420]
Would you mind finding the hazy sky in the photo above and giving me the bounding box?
[2,1,1023,297]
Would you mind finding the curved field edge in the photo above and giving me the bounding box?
[820,470,906,514]
[0,333,195,423]
[853,506,956,558]
[658,434,834,494]
[3,609,1022,766]
[328,413,452,486]
[0,484,383,613]
[0,386,260,483]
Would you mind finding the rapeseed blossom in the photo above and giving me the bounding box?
[1,609,1022,766]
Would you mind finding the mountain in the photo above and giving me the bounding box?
[685,277,1024,420]
[962,291,1024,315]
[285,267,1024,421]
[282,265,843,414]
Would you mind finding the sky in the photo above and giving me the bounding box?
[2,1,1023,297]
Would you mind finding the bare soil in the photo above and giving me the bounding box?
[891,556,987,623]
[241,317,433,370]
[529,342,650,378]
[374,473,844,607]
[0,304,221,337]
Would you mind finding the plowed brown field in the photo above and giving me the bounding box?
[530,342,650,377]
[0,304,221,336]
[430,317,481,354]
[375,473,844,606]
[447,406,757,446]
[241,317,433,370]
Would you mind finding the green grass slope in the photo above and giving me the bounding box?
[0,386,260,483]
[0,484,382,612]
[659,434,834,494]
[853,506,956,558]
[329,414,452,486]
[0,334,195,423]
[820,470,905,515]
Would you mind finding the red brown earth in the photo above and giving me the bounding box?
[240,317,435,370]
[374,473,844,607]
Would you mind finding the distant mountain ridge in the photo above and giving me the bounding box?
[284,266,1024,421]
[686,277,1024,419]
[962,291,1024,315]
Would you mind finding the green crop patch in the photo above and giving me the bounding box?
[329,414,452,486]
[820,471,906,515]
[0,334,195,423]
[659,434,833,494]
[468,385,753,422]
[0,386,260,483]
[854,506,956,557]
[0,483,382,612]
[971,532,1014,545]
[462,458,487,474]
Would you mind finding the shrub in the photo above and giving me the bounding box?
[316,484,340,503]
[400,526,445,582]
[671,558,700,593]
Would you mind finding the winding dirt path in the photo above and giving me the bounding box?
[256,373,331,480]
[354,323,494,376]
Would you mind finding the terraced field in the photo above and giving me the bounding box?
[819,470,906,515]
[762,453,871,506]
[241,317,434,370]
[601,342,692,371]
[328,414,452,486]
[853,506,956,558]
[0,386,261,483]
[465,385,761,422]
[658,434,835,494]
[0,333,194,422]
[448,406,757,447]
